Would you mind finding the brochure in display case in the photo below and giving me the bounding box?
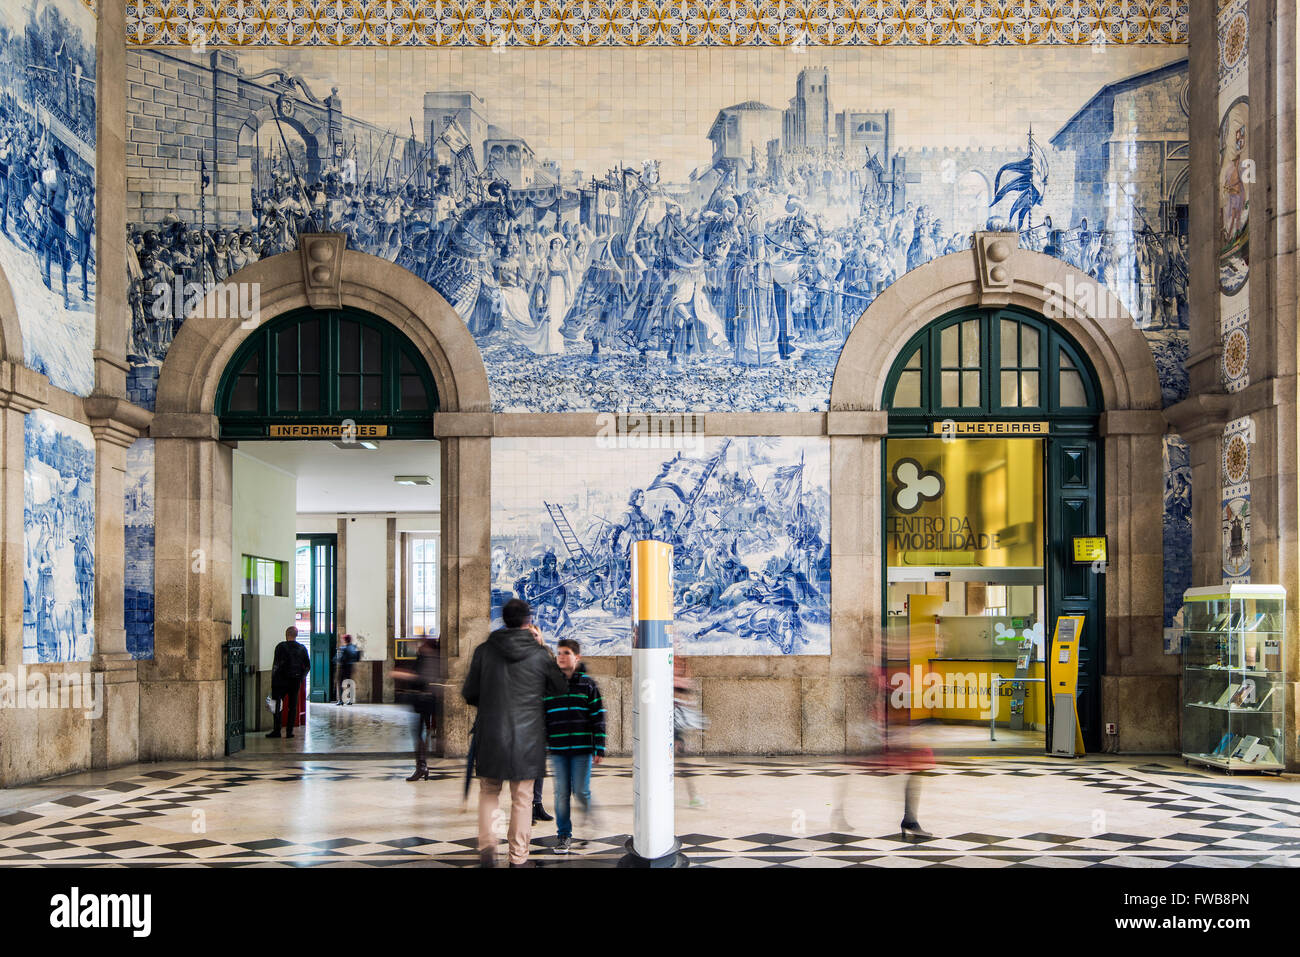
[1181,584,1286,773]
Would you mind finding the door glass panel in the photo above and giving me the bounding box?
[940,325,957,366]
[402,374,428,410]
[340,375,360,410]
[363,327,382,373]
[276,374,298,411]
[299,320,320,372]
[300,375,320,411]
[895,370,921,408]
[277,327,297,373]
[231,376,257,412]
[339,321,360,373]
[294,543,310,635]
[362,377,382,411]
[960,320,980,366]
[1020,326,1039,366]
[961,371,980,406]
[1001,370,1018,407]
[1020,371,1039,407]
[1000,320,1018,366]
[1059,351,1087,407]
[941,370,959,407]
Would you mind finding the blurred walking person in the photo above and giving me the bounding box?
[830,666,934,840]
[335,633,362,705]
[393,636,441,781]
[673,655,708,808]
[462,599,567,867]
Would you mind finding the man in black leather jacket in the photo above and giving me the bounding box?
[268,626,311,738]
[463,598,567,867]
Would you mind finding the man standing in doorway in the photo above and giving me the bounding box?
[335,633,362,705]
[462,598,567,868]
[268,625,310,738]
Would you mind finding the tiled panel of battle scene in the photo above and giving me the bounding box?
[492,436,830,655]
[1,0,97,397]
[124,46,1189,413]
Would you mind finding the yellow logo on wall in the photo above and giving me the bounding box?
[886,438,1044,568]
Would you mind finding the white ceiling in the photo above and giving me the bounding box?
[234,440,441,513]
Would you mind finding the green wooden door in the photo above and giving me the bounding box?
[1047,437,1104,751]
[298,535,336,703]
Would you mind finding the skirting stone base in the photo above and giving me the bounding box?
[139,679,225,760]
[1103,674,1181,754]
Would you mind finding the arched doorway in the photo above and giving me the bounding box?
[213,306,440,732]
[881,305,1105,749]
[142,242,491,761]
[828,232,1171,755]
[215,307,438,440]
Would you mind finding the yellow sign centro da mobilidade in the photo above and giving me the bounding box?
[886,437,1044,568]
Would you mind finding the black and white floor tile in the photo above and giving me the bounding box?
[1,757,1298,868]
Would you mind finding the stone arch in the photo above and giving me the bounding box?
[156,246,490,415]
[236,106,329,184]
[826,233,1173,755]
[142,243,491,761]
[832,235,1162,412]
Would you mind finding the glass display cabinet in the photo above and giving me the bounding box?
[1181,584,1286,773]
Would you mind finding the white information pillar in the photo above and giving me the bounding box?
[627,539,681,865]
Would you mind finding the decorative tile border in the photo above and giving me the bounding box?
[126,0,1188,47]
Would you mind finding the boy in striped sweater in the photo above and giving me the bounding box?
[545,638,606,854]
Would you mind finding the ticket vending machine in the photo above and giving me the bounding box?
[1049,615,1086,757]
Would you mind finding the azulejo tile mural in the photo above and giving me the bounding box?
[124,46,1190,412]
[492,436,830,655]
[0,0,97,397]
[126,0,1188,48]
[1162,434,1189,627]
[125,439,155,660]
[23,410,95,664]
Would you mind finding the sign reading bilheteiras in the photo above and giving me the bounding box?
[931,421,1048,436]
[268,424,388,438]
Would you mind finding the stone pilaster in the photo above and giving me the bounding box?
[1099,410,1178,752]
[436,432,491,758]
[139,413,231,760]
[0,363,48,785]
[85,396,152,770]
[828,411,887,753]
[95,0,129,397]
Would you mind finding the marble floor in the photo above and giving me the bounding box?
[241,702,416,756]
[2,755,1299,867]
[241,706,1043,757]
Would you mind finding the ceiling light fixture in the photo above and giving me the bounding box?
[393,475,435,486]
[332,440,380,451]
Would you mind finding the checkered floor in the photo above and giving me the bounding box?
[2,757,1300,867]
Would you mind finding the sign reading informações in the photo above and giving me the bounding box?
[268,424,388,438]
